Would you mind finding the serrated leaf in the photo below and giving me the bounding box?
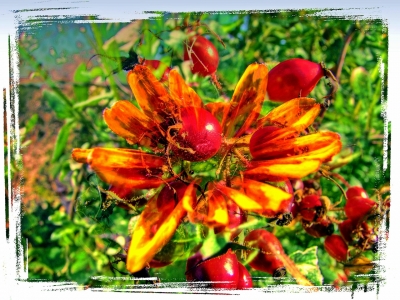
[52,120,75,163]
[288,246,324,286]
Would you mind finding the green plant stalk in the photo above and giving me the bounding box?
[90,22,120,100]
[69,166,85,220]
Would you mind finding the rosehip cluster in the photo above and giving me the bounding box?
[338,186,379,254]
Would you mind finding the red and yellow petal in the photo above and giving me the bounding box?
[92,167,166,190]
[185,185,229,227]
[244,159,322,181]
[251,131,341,161]
[222,63,268,138]
[72,148,165,169]
[216,178,292,215]
[127,185,196,273]
[127,65,178,122]
[168,70,203,108]
[257,97,319,129]
[103,100,159,145]
[205,102,230,124]
[72,148,167,189]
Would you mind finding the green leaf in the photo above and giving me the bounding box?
[72,91,113,109]
[73,63,93,102]
[200,229,229,259]
[50,226,77,241]
[24,114,39,133]
[48,210,68,226]
[52,120,75,163]
[289,246,324,286]
[42,90,73,119]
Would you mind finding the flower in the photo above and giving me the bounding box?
[72,63,341,273]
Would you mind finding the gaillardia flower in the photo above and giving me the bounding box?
[72,63,341,273]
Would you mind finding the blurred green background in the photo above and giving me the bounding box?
[9,11,389,289]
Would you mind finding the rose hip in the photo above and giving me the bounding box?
[244,229,286,277]
[344,196,376,223]
[324,235,348,262]
[299,195,325,222]
[185,249,239,289]
[171,107,222,162]
[267,58,325,102]
[184,35,219,77]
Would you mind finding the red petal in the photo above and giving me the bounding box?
[257,97,319,129]
[103,100,160,145]
[169,70,203,108]
[127,65,178,122]
[127,188,190,273]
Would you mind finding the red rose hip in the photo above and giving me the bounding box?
[338,219,357,243]
[346,186,368,200]
[299,195,325,222]
[184,35,219,77]
[324,235,348,262]
[344,196,376,223]
[185,249,239,289]
[171,107,222,162]
[244,229,286,277]
[267,58,325,102]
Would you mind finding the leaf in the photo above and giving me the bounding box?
[42,90,73,119]
[288,246,324,286]
[199,229,229,259]
[72,91,113,109]
[24,114,39,133]
[73,63,92,102]
[50,227,76,241]
[52,120,75,163]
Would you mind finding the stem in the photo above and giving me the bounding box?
[320,171,348,201]
[68,167,85,220]
[89,22,120,100]
[317,24,357,123]
[328,172,351,188]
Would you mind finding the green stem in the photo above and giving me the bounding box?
[89,22,120,100]
[69,167,85,220]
